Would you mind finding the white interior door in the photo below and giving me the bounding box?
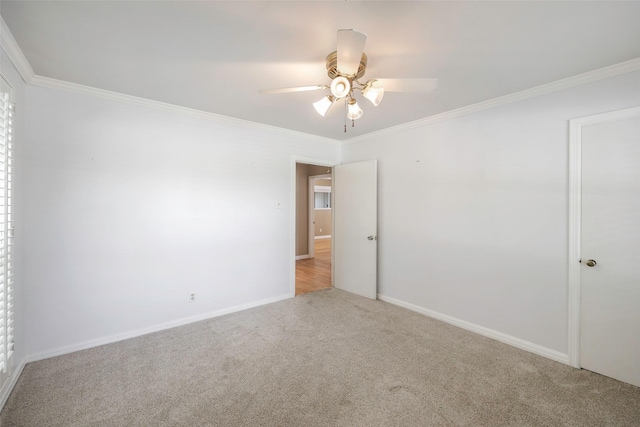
[333,160,377,299]
[580,114,640,387]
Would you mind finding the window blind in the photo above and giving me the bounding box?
[0,78,15,373]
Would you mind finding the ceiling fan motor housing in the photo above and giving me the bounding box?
[326,51,368,80]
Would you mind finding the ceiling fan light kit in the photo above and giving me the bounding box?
[347,98,363,121]
[260,29,437,132]
[362,82,384,107]
[330,76,351,98]
[313,95,335,117]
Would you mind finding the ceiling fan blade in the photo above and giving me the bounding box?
[336,29,367,77]
[372,78,438,93]
[259,85,327,94]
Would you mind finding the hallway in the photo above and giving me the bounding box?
[295,238,331,296]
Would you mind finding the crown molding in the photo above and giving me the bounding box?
[1,16,338,146]
[0,16,35,84]
[29,75,340,146]
[342,57,640,146]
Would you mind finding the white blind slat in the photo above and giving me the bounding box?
[0,78,15,372]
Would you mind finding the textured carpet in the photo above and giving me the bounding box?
[1,288,639,426]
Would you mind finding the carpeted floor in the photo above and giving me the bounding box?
[1,288,639,426]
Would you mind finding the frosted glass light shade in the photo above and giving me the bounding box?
[347,100,363,120]
[362,85,384,106]
[313,96,334,117]
[330,76,351,98]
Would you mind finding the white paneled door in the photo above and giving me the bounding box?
[580,113,640,387]
[333,160,377,299]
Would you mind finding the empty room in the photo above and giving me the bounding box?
[0,1,639,425]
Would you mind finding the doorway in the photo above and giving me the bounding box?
[568,106,640,387]
[295,163,333,296]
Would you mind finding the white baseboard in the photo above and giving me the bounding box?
[295,254,310,260]
[314,235,331,240]
[377,293,570,365]
[25,293,292,364]
[0,358,26,411]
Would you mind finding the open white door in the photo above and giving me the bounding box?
[580,112,640,387]
[333,160,377,299]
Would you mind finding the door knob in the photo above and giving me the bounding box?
[367,235,376,241]
[585,259,597,267]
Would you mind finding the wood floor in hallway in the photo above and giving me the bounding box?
[296,238,331,296]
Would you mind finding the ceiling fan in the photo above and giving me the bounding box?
[259,29,438,131]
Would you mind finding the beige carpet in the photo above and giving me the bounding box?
[1,288,639,426]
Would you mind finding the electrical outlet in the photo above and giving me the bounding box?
[189,292,196,302]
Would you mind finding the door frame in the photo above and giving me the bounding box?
[567,105,640,368]
[291,157,336,297]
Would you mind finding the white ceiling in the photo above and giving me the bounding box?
[2,1,640,140]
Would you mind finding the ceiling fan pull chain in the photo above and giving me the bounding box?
[344,99,347,133]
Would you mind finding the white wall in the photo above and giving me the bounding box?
[24,86,339,357]
[341,71,640,356]
[10,45,640,369]
[0,47,26,402]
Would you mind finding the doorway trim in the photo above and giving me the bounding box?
[291,157,337,298]
[567,105,640,368]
